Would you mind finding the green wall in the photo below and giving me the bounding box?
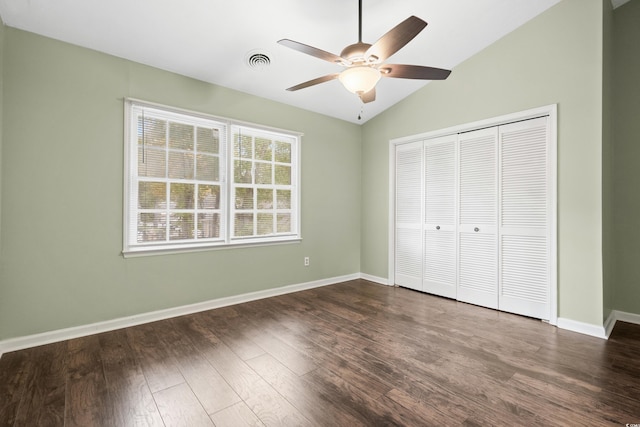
[0,28,362,340]
[361,0,606,326]
[613,0,640,314]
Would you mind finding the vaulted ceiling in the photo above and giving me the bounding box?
[2,0,609,124]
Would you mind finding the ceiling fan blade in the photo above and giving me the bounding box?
[278,39,344,64]
[381,64,451,80]
[358,87,376,104]
[286,73,340,91]
[365,16,427,63]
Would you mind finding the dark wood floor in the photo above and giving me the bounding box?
[1,280,639,426]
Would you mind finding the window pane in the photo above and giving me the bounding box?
[198,185,220,209]
[169,122,194,151]
[234,160,252,183]
[257,189,273,209]
[196,154,219,181]
[197,127,219,154]
[198,213,220,238]
[139,182,166,209]
[275,165,291,185]
[235,187,253,209]
[234,134,253,159]
[138,212,166,242]
[234,213,254,236]
[139,117,166,147]
[257,213,273,235]
[170,183,195,209]
[138,147,166,178]
[170,213,194,240]
[275,141,291,163]
[255,163,272,185]
[277,189,291,209]
[255,138,273,161]
[168,152,195,179]
[277,213,291,233]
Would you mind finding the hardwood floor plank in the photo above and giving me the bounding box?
[229,304,317,376]
[126,323,185,393]
[99,330,165,426]
[210,402,264,427]
[153,382,214,427]
[179,314,312,426]
[202,307,266,361]
[64,335,114,427]
[11,342,67,427]
[0,350,31,426]
[163,317,242,415]
[246,353,362,426]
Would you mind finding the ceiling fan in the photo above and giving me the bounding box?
[278,0,451,104]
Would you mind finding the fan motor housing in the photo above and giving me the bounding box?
[340,42,372,63]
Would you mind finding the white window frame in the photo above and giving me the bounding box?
[123,99,302,257]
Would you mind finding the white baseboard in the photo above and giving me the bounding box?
[0,273,360,357]
[3,274,639,357]
[604,310,640,338]
[556,317,608,339]
[359,273,390,286]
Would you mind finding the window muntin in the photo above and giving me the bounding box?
[124,100,300,255]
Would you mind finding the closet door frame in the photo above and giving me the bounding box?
[388,104,557,325]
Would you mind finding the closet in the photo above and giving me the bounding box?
[393,112,555,321]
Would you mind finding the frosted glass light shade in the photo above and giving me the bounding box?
[338,66,381,94]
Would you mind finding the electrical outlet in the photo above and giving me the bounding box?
[304,256,310,266]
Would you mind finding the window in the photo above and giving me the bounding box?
[124,100,301,256]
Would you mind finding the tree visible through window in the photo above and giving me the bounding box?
[124,100,300,255]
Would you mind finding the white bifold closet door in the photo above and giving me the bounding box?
[395,141,423,291]
[498,117,550,319]
[423,135,457,298]
[457,127,498,309]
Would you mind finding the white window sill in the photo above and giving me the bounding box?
[122,236,302,258]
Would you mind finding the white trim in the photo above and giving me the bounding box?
[556,317,607,340]
[0,273,358,357]
[3,275,636,357]
[360,273,391,286]
[390,105,557,146]
[388,142,397,288]
[604,311,617,338]
[548,104,558,325]
[123,98,303,257]
[604,309,640,338]
[122,237,302,258]
[612,309,640,325]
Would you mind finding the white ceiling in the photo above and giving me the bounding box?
[0,0,567,124]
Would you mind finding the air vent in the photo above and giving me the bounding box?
[245,50,272,71]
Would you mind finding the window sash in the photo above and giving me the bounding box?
[123,99,301,256]
[230,125,298,241]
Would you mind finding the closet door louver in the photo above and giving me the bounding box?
[457,127,498,309]
[498,117,551,320]
[395,141,423,291]
[423,135,457,298]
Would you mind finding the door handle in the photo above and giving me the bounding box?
[436,226,440,230]
[474,227,480,232]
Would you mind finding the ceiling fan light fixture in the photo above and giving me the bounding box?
[338,66,381,94]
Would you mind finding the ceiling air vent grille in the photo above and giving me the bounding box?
[246,51,271,71]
